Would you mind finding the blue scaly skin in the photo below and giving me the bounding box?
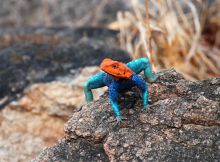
[84,57,158,123]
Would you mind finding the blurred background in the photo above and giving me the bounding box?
[0,0,219,162]
[0,0,219,80]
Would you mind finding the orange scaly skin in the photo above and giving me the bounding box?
[100,58,134,79]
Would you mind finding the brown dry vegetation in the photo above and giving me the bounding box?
[109,0,220,80]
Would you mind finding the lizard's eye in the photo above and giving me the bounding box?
[112,65,117,69]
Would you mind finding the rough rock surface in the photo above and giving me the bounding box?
[0,66,107,162]
[32,69,220,162]
[0,27,131,108]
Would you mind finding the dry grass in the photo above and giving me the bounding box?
[109,0,220,80]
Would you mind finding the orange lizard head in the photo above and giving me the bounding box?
[100,58,133,79]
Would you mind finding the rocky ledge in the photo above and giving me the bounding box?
[32,69,220,162]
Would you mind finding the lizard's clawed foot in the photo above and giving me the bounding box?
[142,105,149,111]
[148,74,159,83]
[114,116,127,126]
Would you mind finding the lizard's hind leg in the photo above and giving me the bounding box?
[84,72,105,102]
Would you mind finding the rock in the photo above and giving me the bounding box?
[0,105,65,162]
[11,82,80,118]
[31,139,109,162]
[0,66,108,162]
[0,27,131,108]
[8,66,106,117]
[32,69,220,162]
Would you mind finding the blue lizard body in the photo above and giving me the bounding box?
[84,57,158,121]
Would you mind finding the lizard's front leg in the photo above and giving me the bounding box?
[131,74,149,110]
[84,72,105,102]
[109,83,127,124]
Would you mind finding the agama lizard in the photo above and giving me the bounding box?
[84,57,158,123]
